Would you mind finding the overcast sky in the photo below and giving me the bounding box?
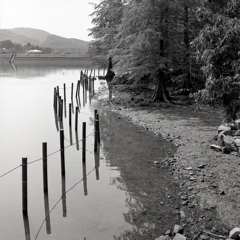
[0,0,100,41]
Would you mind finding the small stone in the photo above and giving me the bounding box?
[173,225,184,234]
[180,210,185,218]
[165,230,171,236]
[200,234,208,240]
[188,186,194,191]
[181,201,188,206]
[155,236,171,240]
[173,233,186,240]
[189,177,197,181]
[229,227,240,239]
[185,167,193,170]
[181,195,188,200]
[210,144,222,151]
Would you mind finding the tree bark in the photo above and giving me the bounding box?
[152,68,170,102]
[182,0,192,89]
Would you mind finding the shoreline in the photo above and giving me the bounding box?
[96,83,240,237]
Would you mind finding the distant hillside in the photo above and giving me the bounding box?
[8,28,50,43]
[0,29,41,46]
[43,34,89,49]
[0,28,89,51]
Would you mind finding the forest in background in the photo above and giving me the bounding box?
[88,0,240,122]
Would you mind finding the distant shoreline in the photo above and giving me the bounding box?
[0,53,94,66]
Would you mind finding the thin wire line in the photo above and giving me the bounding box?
[0,132,94,179]
[35,166,96,240]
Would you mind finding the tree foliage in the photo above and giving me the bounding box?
[192,0,240,121]
[89,0,240,119]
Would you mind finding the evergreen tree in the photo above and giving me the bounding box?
[192,0,240,121]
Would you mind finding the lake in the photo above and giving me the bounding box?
[0,64,133,240]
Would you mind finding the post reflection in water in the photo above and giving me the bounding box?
[44,192,51,234]
[75,129,79,151]
[94,145,100,180]
[61,174,67,217]
[82,160,88,196]
[22,213,31,240]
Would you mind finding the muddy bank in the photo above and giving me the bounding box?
[96,83,240,239]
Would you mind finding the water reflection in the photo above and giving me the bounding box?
[99,107,178,239]
[0,65,132,240]
[61,174,67,217]
[94,145,100,180]
[43,192,51,234]
[82,160,88,196]
[22,213,31,240]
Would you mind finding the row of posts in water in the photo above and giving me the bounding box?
[22,70,101,240]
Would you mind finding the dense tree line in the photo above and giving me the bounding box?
[89,0,240,121]
[0,40,53,54]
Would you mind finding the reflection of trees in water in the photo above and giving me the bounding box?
[111,175,158,240]
[99,108,176,239]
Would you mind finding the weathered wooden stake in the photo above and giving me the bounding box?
[77,80,81,108]
[96,113,100,143]
[75,106,79,131]
[42,142,48,193]
[59,99,64,129]
[53,88,57,113]
[69,103,73,145]
[60,129,65,175]
[58,96,61,120]
[22,157,28,213]
[94,110,98,152]
[63,83,66,118]
[82,122,86,162]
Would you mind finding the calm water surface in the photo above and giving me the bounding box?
[0,64,132,240]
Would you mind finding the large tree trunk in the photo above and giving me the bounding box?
[152,68,170,102]
[182,0,192,89]
[151,37,171,102]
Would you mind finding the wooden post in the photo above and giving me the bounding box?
[82,77,85,107]
[75,106,78,131]
[64,83,66,118]
[42,142,48,193]
[59,99,64,130]
[96,112,100,143]
[60,129,65,175]
[22,158,28,213]
[71,83,74,102]
[82,122,86,162]
[69,103,73,145]
[77,80,81,108]
[94,110,98,152]
[92,77,95,96]
[53,88,57,113]
[58,96,61,120]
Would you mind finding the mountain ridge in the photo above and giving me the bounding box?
[0,27,89,50]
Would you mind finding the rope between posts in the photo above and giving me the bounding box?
[0,131,94,179]
[34,166,96,240]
